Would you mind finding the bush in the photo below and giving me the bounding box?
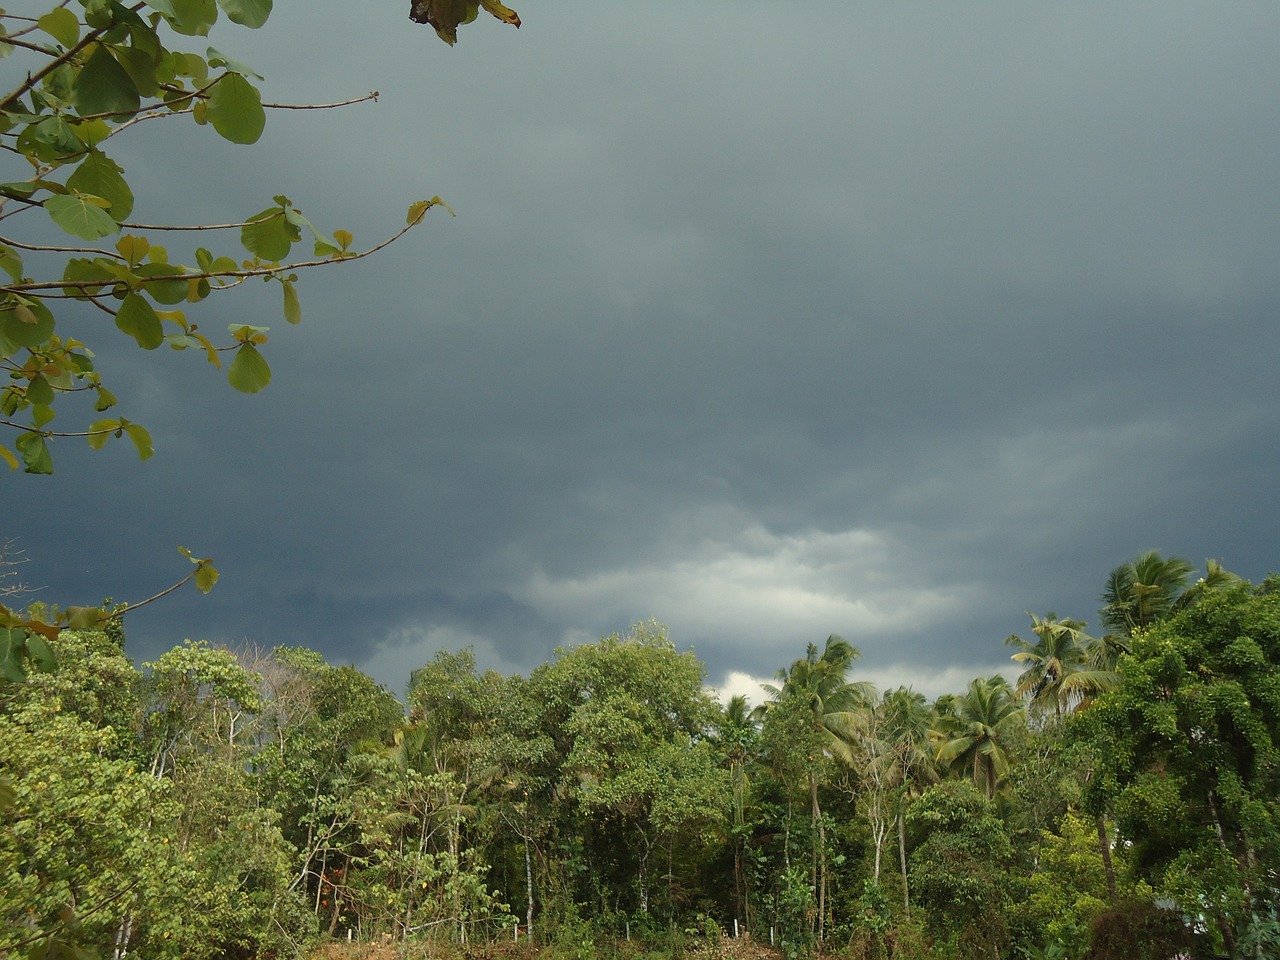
[1085,901,1191,960]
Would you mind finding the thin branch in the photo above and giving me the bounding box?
[0,234,129,259]
[4,878,141,952]
[2,35,61,55]
[261,91,379,110]
[115,567,201,616]
[119,217,260,231]
[0,20,108,114]
[4,207,435,294]
[0,418,116,439]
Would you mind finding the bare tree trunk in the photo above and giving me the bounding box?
[525,833,535,941]
[1096,814,1117,901]
[811,772,824,945]
[638,828,651,915]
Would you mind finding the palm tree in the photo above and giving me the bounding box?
[761,635,873,943]
[879,687,935,916]
[1006,613,1117,716]
[934,675,1023,800]
[717,694,759,928]
[1090,552,1243,900]
[1099,550,1196,636]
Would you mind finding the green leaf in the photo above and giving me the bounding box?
[25,633,55,672]
[195,562,220,593]
[135,263,190,304]
[38,8,81,47]
[62,257,115,298]
[114,293,164,349]
[2,299,55,350]
[206,47,263,80]
[114,44,161,99]
[282,278,301,324]
[66,606,103,629]
[227,342,271,392]
[46,193,118,240]
[72,44,141,119]
[95,386,118,412]
[27,375,55,406]
[166,0,219,36]
[207,72,265,144]
[215,0,272,29]
[123,421,154,460]
[241,208,297,260]
[87,419,118,450]
[0,445,17,472]
[1,629,28,682]
[407,196,454,224]
[116,234,150,265]
[66,149,134,220]
[21,116,83,161]
[15,432,53,474]
[0,245,21,283]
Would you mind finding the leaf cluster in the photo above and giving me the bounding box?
[0,1,500,476]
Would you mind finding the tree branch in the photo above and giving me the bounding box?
[4,206,436,294]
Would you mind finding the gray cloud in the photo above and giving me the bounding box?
[8,1,1280,698]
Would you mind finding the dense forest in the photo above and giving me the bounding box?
[3,552,1280,960]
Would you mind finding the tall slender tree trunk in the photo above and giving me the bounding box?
[897,808,910,917]
[1096,814,1117,901]
[811,771,824,944]
[637,825,653,915]
[525,832,535,941]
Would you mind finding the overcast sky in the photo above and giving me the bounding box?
[8,1,1280,703]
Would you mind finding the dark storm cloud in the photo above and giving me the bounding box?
[7,2,1280,700]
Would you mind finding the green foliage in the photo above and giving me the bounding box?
[934,674,1025,799]
[0,631,312,959]
[905,780,1014,952]
[0,1,515,477]
[5,554,1278,956]
[1084,901,1191,960]
[776,864,816,960]
[1081,583,1280,948]
[1018,810,1150,954]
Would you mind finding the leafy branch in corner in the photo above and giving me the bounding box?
[0,544,218,683]
[0,0,516,475]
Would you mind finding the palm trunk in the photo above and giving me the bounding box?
[810,771,824,944]
[897,807,910,917]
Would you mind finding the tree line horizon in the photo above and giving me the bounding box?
[4,548,1278,960]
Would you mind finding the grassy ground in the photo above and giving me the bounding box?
[309,933,785,960]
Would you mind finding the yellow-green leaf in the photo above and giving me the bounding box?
[66,149,134,221]
[116,234,150,265]
[87,419,119,450]
[282,278,300,324]
[227,341,270,392]
[66,606,103,629]
[123,421,153,460]
[195,562,220,593]
[46,193,118,240]
[38,8,80,47]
